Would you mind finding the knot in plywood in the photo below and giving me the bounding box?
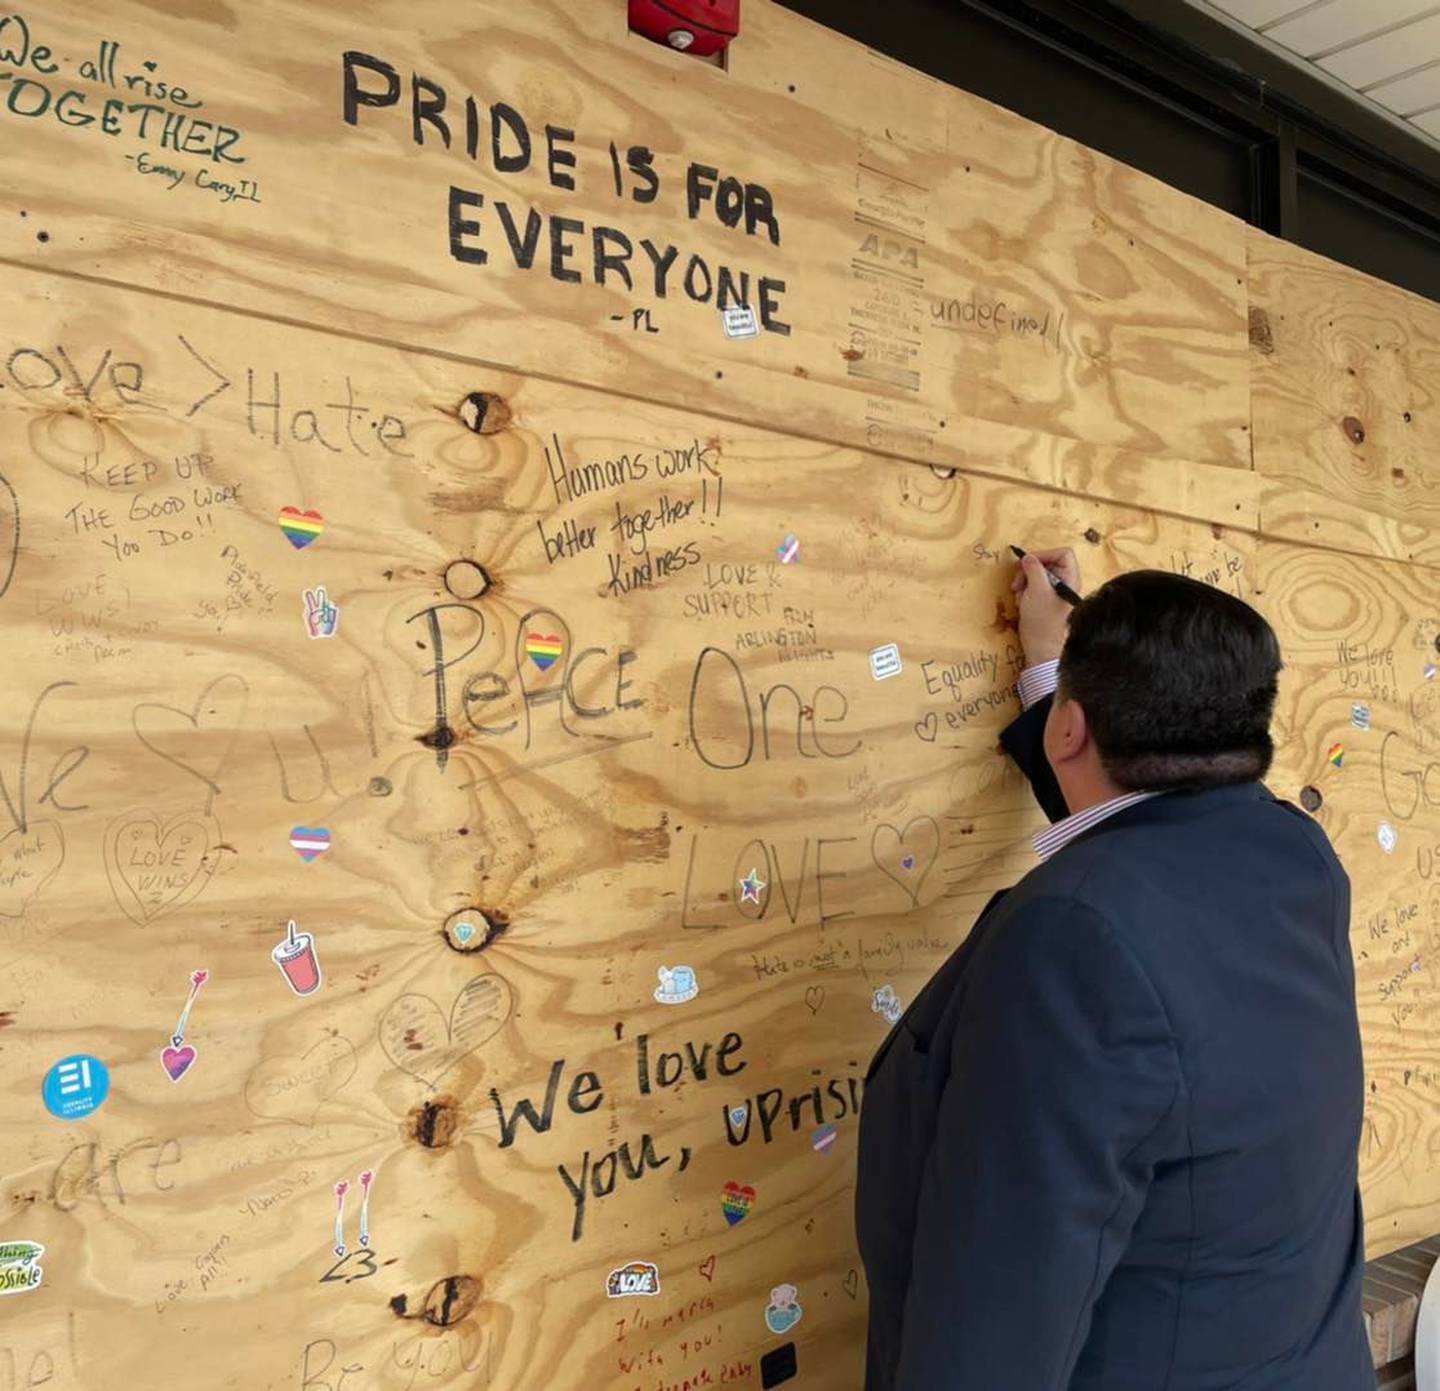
[458,391,512,434]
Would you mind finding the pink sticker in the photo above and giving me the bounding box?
[160,969,208,1083]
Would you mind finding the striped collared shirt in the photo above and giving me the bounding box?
[1017,658,1161,861]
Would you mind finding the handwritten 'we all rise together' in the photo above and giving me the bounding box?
[340,51,793,334]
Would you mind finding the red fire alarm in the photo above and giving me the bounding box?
[629,0,740,57]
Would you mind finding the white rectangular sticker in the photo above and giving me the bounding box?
[722,305,759,339]
[869,643,902,681]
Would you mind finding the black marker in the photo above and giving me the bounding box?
[1009,545,1082,606]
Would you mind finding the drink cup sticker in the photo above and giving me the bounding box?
[302,587,340,638]
[1352,703,1371,731]
[777,533,799,564]
[161,968,208,1083]
[722,305,759,339]
[721,1182,755,1226]
[289,827,332,862]
[870,643,902,681]
[273,920,322,997]
[42,1054,110,1120]
[654,965,699,1005]
[0,1241,44,1297]
[1379,822,1398,854]
[764,1283,803,1335]
[278,507,325,549]
[607,1261,660,1298]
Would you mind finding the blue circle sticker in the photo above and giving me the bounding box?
[42,1055,110,1121]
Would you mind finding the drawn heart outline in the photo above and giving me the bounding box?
[804,986,824,1015]
[871,816,940,907]
[698,1255,716,1282]
[132,673,249,812]
[378,974,514,1088]
[103,810,221,925]
[842,1269,859,1299]
[0,819,64,919]
[244,1034,358,1123]
[914,712,938,742]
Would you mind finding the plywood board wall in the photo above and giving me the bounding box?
[0,2,1437,1389]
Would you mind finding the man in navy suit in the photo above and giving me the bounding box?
[856,549,1373,1390]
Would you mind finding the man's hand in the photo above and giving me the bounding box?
[1011,547,1081,667]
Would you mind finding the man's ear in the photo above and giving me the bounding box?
[1044,694,1090,766]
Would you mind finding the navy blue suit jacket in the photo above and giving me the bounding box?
[856,696,1373,1390]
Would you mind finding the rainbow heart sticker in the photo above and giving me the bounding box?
[278,507,325,549]
[525,633,563,671]
[289,827,332,862]
[721,1182,755,1226]
[1327,743,1344,768]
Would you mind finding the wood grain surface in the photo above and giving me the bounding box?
[1,4,1438,1389]
[0,264,1268,1389]
[1250,232,1440,565]
[0,0,1251,520]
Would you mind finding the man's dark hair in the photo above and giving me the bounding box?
[1057,570,1281,792]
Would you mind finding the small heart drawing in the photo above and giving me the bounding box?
[698,1255,716,1282]
[842,1269,859,1300]
[289,827,331,862]
[379,974,514,1087]
[901,854,916,871]
[524,633,563,671]
[161,1044,197,1082]
[277,507,325,549]
[243,1034,358,1123]
[804,986,824,1015]
[0,820,64,919]
[454,921,477,945]
[721,1182,755,1226]
[914,712,938,742]
[104,811,221,925]
[872,816,940,907]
